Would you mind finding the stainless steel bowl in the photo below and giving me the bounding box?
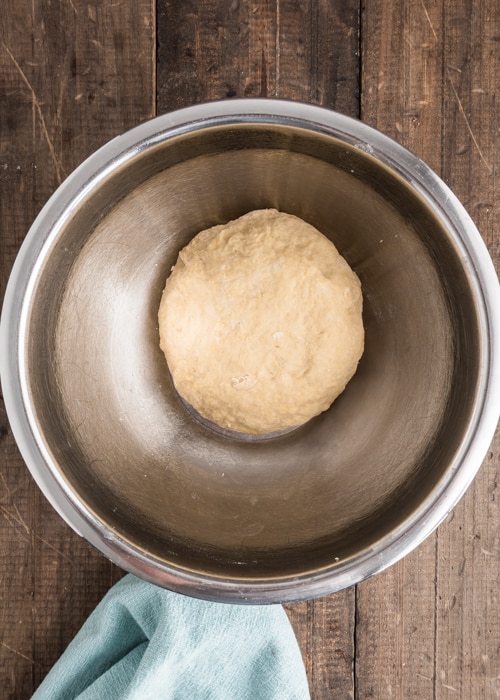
[1,100,499,603]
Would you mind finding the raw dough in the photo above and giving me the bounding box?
[158,209,364,434]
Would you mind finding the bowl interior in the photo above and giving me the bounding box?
[26,122,479,579]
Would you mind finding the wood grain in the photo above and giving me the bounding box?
[436,0,499,697]
[357,0,499,698]
[157,8,360,694]
[0,1,154,696]
[356,2,443,698]
[0,1,498,698]
[157,0,360,113]
[284,592,356,699]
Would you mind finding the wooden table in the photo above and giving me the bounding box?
[1,1,498,697]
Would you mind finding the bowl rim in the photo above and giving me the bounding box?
[1,98,499,603]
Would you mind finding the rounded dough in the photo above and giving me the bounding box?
[158,209,364,434]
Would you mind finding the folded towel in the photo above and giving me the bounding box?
[32,574,310,699]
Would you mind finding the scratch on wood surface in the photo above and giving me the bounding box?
[0,642,38,666]
[0,472,12,500]
[0,503,71,560]
[3,43,66,184]
[12,503,30,534]
[37,535,71,561]
[0,505,30,542]
[0,502,29,534]
[445,71,492,173]
[420,0,438,42]
[415,673,433,682]
[419,0,492,173]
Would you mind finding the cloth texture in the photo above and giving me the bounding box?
[31,574,310,700]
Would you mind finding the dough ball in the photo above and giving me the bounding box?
[158,209,364,434]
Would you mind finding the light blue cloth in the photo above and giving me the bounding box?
[32,574,310,699]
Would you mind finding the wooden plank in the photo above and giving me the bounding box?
[357,0,499,698]
[435,0,499,696]
[357,0,445,692]
[355,542,440,699]
[360,0,444,172]
[157,2,360,698]
[0,1,154,696]
[1,1,496,698]
[157,0,359,113]
[284,593,355,700]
